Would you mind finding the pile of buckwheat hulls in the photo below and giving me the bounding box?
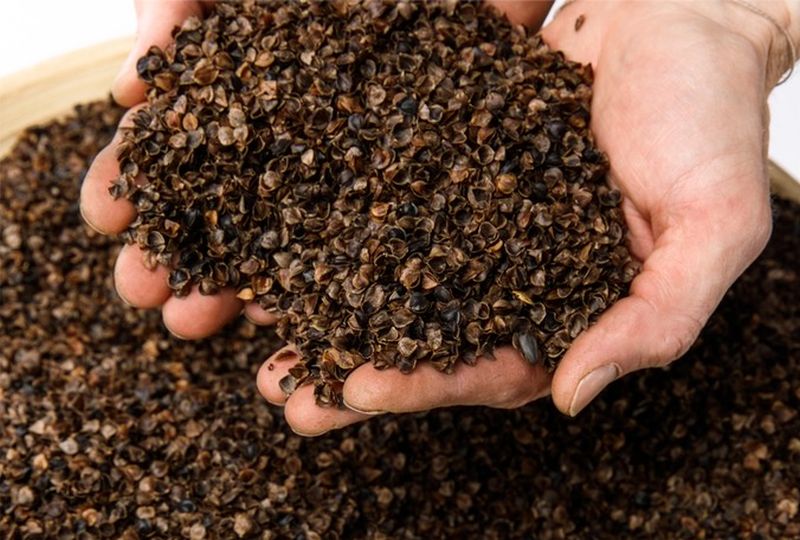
[113,0,635,404]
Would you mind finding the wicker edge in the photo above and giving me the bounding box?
[0,37,134,158]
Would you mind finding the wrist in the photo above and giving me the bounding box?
[688,0,797,87]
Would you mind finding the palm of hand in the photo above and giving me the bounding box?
[80,1,278,342]
[537,2,773,407]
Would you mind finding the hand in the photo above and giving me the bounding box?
[256,0,789,435]
[80,0,277,339]
[535,0,787,416]
[81,0,553,435]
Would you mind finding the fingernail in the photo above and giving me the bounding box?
[342,397,384,416]
[163,321,191,341]
[290,427,326,438]
[244,307,279,326]
[79,201,105,235]
[112,51,136,90]
[114,279,137,308]
[116,289,135,308]
[568,363,620,417]
[243,310,259,325]
[270,349,298,363]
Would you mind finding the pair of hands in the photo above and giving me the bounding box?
[80,0,788,436]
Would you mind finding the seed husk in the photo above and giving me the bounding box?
[1,96,799,540]
[112,0,636,404]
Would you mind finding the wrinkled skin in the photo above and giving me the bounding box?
[81,0,789,435]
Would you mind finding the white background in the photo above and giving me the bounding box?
[1,0,798,179]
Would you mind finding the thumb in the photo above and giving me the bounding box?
[551,208,769,416]
[112,0,203,107]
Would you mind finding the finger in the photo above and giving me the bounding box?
[162,285,243,340]
[113,0,204,107]
[539,1,608,66]
[552,201,772,416]
[284,384,371,437]
[243,303,279,326]
[79,144,136,235]
[79,105,144,235]
[256,345,300,406]
[487,0,554,28]
[113,244,171,308]
[342,347,550,415]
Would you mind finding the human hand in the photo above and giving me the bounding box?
[80,0,277,339]
[533,0,791,416]
[256,0,794,435]
[80,0,554,435]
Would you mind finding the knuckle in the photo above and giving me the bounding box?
[633,268,674,311]
[653,314,704,367]
[485,358,541,409]
[491,380,542,409]
[635,291,706,369]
